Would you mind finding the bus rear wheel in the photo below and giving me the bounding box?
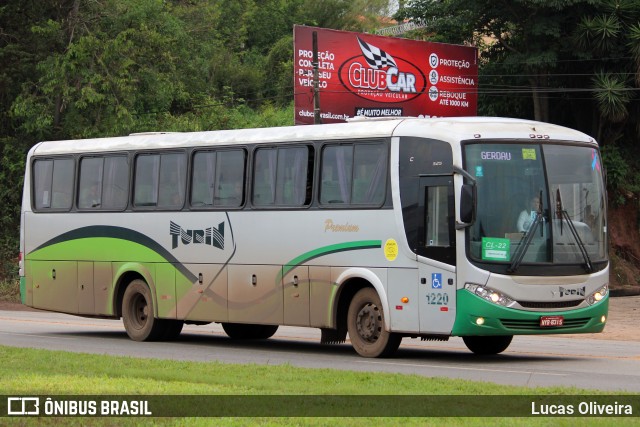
[221,323,279,340]
[122,279,164,341]
[462,335,513,355]
[347,288,401,358]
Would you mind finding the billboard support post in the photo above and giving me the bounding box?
[312,31,322,124]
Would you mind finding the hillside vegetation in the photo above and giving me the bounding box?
[1,0,639,293]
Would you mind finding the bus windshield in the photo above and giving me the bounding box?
[464,142,607,272]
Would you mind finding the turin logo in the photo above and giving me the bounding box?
[170,221,224,250]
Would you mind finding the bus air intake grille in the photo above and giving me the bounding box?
[499,317,590,330]
[517,300,582,309]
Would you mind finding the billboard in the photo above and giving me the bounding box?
[294,25,478,125]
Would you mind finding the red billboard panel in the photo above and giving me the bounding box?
[294,25,478,125]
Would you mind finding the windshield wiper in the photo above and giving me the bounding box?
[508,190,544,274]
[555,189,593,273]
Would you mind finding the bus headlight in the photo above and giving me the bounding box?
[465,283,514,307]
[587,284,608,306]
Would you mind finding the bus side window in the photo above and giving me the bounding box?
[320,145,353,204]
[320,142,386,206]
[191,151,215,206]
[78,157,104,209]
[157,153,186,209]
[102,156,129,209]
[253,148,277,205]
[352,143,387,205]
[33,158,74,210]
[215,149,245,207]
[134,154,159,207]
[79,156,129,210]
[253,146,311,207]
[276,146,309,206]
[191,149,246,208]
[134,153,186,210]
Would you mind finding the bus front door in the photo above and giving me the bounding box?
[418,176,456,335]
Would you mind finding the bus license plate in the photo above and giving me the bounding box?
[540,316,564,327]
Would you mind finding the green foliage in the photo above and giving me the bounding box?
[592,72,632,123]
[0,278,20,302]
[3,0,640,278]
[0,0,375,280]
[0,136,27,280]
[601,144,640,205]
[398,0,640,201]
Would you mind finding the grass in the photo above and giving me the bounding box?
[0,278,636,425]
[0,278,20,303]
[0,345,637,426]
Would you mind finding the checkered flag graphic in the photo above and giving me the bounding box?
[357,37,397,70]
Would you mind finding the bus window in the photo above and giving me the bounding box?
[191,149,246,208]
[158,154,186,209]
[321,145,352,205]
[134,153,186,209]
[352,143,387,204]
[320,142,387,206]
[252,146,311,207]
[426,185,450,247]
[78,156,129,210]
[33,158,74,210]
[78,158,104,208]
[102,156,129,209]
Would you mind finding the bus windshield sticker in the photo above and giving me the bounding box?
[591,149,600,171]
[475,165,483,177]
[481,237,510,261]
[522,148,536,160]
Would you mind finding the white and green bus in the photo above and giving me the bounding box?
[19,117,609,357]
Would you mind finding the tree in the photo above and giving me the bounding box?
[396,0,597,123]
[573,0,640,146]
[0,0,402,280]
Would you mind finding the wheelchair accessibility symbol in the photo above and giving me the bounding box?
[431,273,442,289]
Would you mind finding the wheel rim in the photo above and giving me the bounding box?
[355,302,381,343]
[130,293,149,330]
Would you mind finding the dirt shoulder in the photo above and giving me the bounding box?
[2,296,638,341]
[562,295,640,342]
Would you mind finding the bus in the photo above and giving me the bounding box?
[18,117,609,358]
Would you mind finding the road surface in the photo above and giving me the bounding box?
[1,308,639,392]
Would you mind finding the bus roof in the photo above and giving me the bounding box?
[31,117,596,156]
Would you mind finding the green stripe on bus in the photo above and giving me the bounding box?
[27,226,197,283]
[280,240,382,281]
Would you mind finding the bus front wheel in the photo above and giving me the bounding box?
[462,335,513,355]
[122,279,164,341]
[347,288,401,358]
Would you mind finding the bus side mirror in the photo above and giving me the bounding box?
[457,183,476,229]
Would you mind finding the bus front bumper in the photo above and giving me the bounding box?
[451,289,608,336]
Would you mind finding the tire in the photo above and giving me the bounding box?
[221,323,279,340]
[122,279,164,341]
[462,335,513,355]
[347,288,401,358]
